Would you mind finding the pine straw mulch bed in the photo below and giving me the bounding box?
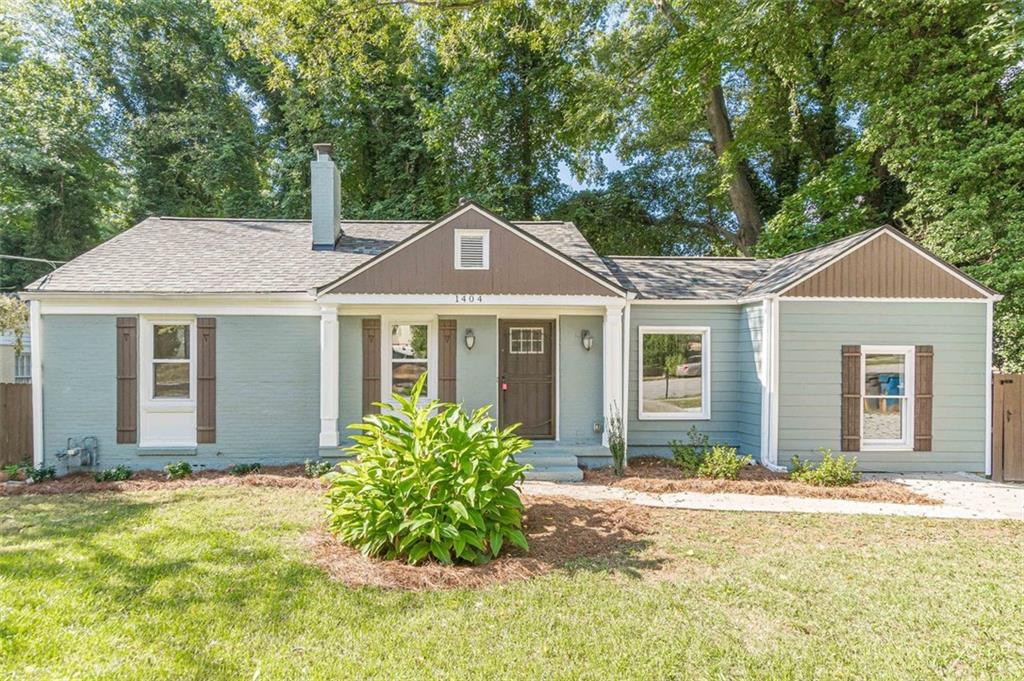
[0,465,325,496]
[303,494,660,591]
[582,456,940,505]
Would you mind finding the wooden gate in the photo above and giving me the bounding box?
[0,383,33,466]
[992,374,1024,482]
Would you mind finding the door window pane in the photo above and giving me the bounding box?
[509,327,544,354]
[641,332,704,415]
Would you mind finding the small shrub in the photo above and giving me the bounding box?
[325,373,531,565]
[696,444,751,480]
[229,463,262,476]
[26,466,57,483]
[164,461,193,480]
[790,449,860,487]
[93,465,131,482]
[670,425,710,475]
[607,403,626,476]
[304,459,334,478]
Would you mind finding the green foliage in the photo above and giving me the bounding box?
[607,403,625,476]
[325,373,530,565]
[1,464,20,478]
[790,450,861,487]
[0,297,28,353]
[696,445,751,480]
[304,459,334,478]
[26,466,55,483]
[229,463,262,476]
[93,465,132,482]
[670,428,750,479]
[164,461,193,481]
[670,426,710,476]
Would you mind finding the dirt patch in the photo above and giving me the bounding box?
[0,465,327,496]
[303,494,659,591]
[583,457,940,505]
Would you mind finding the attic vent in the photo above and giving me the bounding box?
[455,229,489,270]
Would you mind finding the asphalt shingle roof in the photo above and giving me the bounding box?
[26,216,616,294]
[606,257,770,300]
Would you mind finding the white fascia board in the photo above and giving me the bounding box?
[31,294,321,316]
[322,293,623,308]
[779,296,995,304]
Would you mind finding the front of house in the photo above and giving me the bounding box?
[23,145,1000,480]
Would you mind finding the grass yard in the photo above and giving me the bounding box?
[1,485,1023,680]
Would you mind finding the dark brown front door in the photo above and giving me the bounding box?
[499,319,555,439]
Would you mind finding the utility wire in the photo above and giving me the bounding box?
[0,254,66,269]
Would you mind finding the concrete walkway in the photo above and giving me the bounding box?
[523,473,1024,521]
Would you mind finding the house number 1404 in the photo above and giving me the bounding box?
[454,295,484,303]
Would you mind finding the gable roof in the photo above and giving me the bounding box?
[316,201,626,296]
[24,207,619,296]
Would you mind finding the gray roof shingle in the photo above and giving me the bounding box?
[26,216,616,294]
[607,257,770,300]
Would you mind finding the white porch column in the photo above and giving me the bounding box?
[602,303,625,447]
[319,304,340,448]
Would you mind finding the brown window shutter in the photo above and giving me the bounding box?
[196,318,216,444]
[841,345,861,452]
[362,318,381,415]
[116,317,138,444]
[914,345,934,452]
[438,319,457,404]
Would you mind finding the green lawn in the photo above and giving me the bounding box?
[1,486,1022,680]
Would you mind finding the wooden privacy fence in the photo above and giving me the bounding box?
[992,373,1024,482]
[0,383,32,467]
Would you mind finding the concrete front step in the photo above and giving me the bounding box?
[516,449,584,482]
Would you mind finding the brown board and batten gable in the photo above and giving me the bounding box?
[319,203,624,297]
[781,228,990,299]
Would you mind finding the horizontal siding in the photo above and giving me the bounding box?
[456,316,498,417]
[43,315,321,470]
[627,305,759,454]
[559,316,603,445]
[338,316,364,447]
[777,301,987,472]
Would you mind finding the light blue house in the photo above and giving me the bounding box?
[23,145,1000,480]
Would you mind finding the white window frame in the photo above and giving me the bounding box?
[381,315,438,403]
[454,229,490,270]
[860,345,915,451]
[637,325,711,421]
[139,316,197,448]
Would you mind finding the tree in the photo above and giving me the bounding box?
[0,296,28,353]
[0,17,119,291]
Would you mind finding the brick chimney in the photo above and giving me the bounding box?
[311,143,341,250]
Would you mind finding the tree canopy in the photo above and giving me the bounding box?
[1,0,1021,367]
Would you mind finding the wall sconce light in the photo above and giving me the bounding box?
[581,329,594,352]
[464,328,476,350]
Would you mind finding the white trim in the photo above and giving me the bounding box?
[381,314,438,404]
[630,299,744,306]
[602,305,624,447]
[859,345,915,451]
[776,227,999,300]
[318,203,626,296]
[31,296,321,317]
[985,300,994,476]
[30,301,43,467]
[322,294,623,308]
[454,229,490,270]
[555,316,561,442]
[769,296,780,465]
[637,325,711,421]
[139,316,198,448]
[758,298,772,463]
[778,296,996,304]
[319,305,340,448]
[620,302,631,459]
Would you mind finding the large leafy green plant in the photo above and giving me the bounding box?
[325,374,531,565]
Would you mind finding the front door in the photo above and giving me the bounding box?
[499,319,556,439]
